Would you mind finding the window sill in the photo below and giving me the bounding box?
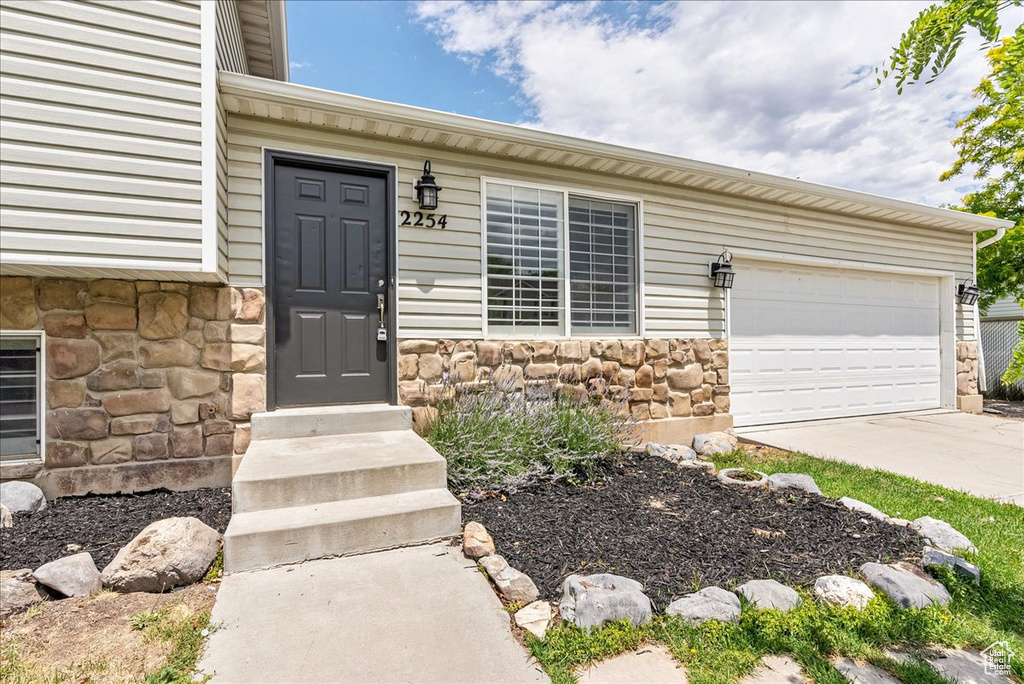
[0,458,44,480]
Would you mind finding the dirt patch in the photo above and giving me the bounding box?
[0,583,216,683]
[1,487,231,571]
[463,453,922,608]
[983,399,1024,421]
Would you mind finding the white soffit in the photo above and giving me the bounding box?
[218,73,1012,235]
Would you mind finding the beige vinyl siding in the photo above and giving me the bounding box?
[225,115,977,340]
[216,0,249,74]
[0,0,207,275]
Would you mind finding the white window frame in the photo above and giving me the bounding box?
[0,330,45,464]
[480,176,645,339]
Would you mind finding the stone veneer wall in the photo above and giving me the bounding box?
[955,341,980,396]
[0,276,267,496]
[396,338,730,430]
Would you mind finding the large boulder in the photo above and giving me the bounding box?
[860,562,950,609]
[735,579,802,611]
[462,521,495,560]
[0,481,46,513]
[101,517,221,593]
[559,573,652,629]
[479,555,539,604]
[645,442,698,464]
[767,473,822,495]
[922,548,981,586]
[692,431,738,457]
[910,517,977,555]
[33,552,102,598]
[0,571,48,619]
[813,575,874,610]
[666,586,742,624]
[839,497,889,521]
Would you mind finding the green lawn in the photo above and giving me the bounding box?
[528,447,1024,684]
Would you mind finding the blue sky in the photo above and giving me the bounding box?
[283,1,995,207]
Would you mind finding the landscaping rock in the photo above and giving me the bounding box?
[514,600,552,639]
[717,468,768,488]
[1,504,12,528]
[910,516,977,555]
[479,555,539,604]
[101,516,221,593]
[833,658,901,684]
[678,459,717,472]
[0,481,47,513]
[559,573,652,629]
[735,579,802,611]
[33,552,102,597]
[0,575,48,618]
[839,497,889,521]
[813,575,874,609]
[922,547,981,585]
[692,431,737,457]
[767,473,822,495]
[859,562,950,609]
[666,586,742,624]
[462,521,495,559]
[645,441,698,464]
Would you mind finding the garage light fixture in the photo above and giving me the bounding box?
[956,279,980,306]
[709,250,736,289]
[415,160,442,211]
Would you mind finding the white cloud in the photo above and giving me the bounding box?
[413,1,995,206]
[289,60,312,69]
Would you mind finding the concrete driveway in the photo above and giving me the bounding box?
[738,410,1024,506]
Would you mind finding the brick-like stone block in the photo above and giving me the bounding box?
[411,406,438,436]
[138,292,188,340]
[0,276,37,329]
[717,369,729,385]
[580,357,603,381]
[85,303,136,330]
[138,339,199,368]
[649,402,669,419]
[667,363,703,391]
[450,352,476,382]
[44,313,86,339]
[504,342,533,364]
[90,437,132,465]
[956,372,977,395]
[205,433,233,456]
[628,387,653,402]
[399,354,418,380]
[168,368,220,399]
[189,286,240,321]
[137,369,166,388]
[203,419,233,435]
[556,340,588,363]
[204,322,265,345]
[621,340,645,367]
[691,339,712,364]
[532,341,557,362]
[46,441,89,468]
[47,380,85,409]
[713,395,731,413]
[417,353,443,382]
[102,389,172,417]
[634,365,654,388]
[201,343,265,372]
[668,392,692,417]
[492,365,525,391]
[711,351,729,369]
[399,379,429,406]
[692,402,715,417]
[94,332,135,362]
[229,373,265,419]
[136,281,159,293]
[558,364,581,383]
[399,339,438,354]
[709,338,728,351]
[524,363,558,380]
[38,279,85,311]
[171,400,200,424]
[47,338,101,379]
[234,423,251,455]
[133,433,170,461]
[110,415,157,436]
[236,288,265,323]
[86,360,139,392]
[89,280,136,306]
[171,425,204,458]
[160,282,189,293]
[476,341,502,366]
[652,384,669,402]
[594,340,622,362]
[645,339,669,360]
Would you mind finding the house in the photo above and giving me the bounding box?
[0,0,1013,501]
[980,297,1024,398]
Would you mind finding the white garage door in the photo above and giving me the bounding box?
[730,260,941,427]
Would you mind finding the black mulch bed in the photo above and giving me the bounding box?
[463,454,922,608]
[1,487,231,571]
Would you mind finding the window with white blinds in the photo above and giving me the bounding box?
[0,336,42,461]
[484,180,639,336]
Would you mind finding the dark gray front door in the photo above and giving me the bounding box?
[272,163,390,406]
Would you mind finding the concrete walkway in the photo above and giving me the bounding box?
[198,543,548,683]
[738,410,1024,505]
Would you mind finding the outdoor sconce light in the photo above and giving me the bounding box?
[956,279,980,306]
[709,250,736,289]
[415,160,442,211]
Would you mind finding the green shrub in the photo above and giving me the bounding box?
[426,379,638,495]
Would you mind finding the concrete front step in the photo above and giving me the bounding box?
[224,488,462,573]
[249,404,411,441]
[232,430,447,514]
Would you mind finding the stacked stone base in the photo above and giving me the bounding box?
[955,341,982,414]
[0,277,267,498]
[397,337,733,441]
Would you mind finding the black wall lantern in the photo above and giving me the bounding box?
[956,279,980,306]
[415,160,442,211]
[709,250,736,289]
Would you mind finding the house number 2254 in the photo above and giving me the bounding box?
[400,210,448,229]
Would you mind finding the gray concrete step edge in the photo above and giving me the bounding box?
[232,431,448,513]
[250,404,412,441]
[223,488,462,573]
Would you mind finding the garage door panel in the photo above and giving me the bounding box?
[731,261,941,426]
